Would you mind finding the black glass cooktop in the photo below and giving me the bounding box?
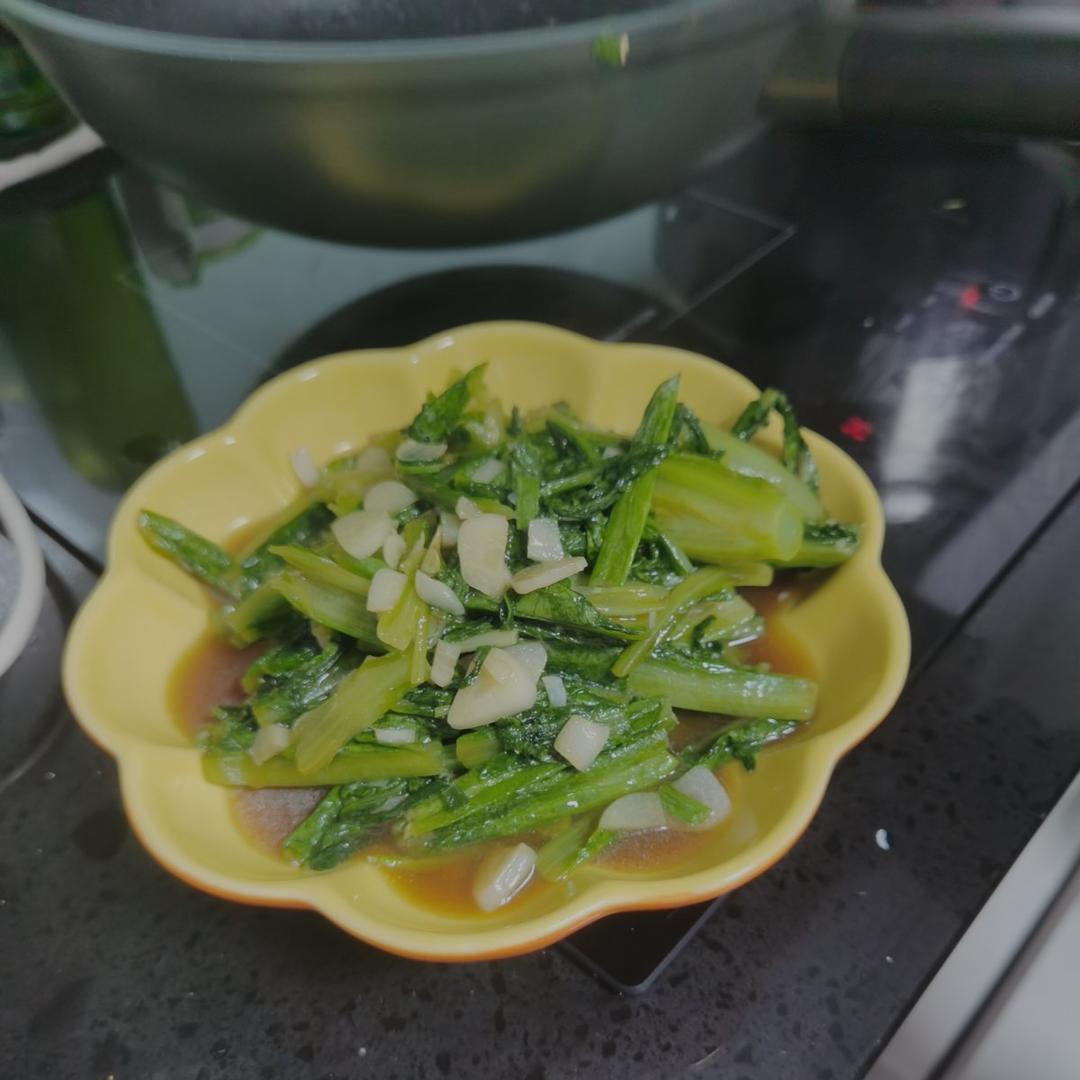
[3,127,1080,997]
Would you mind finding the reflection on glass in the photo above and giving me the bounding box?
[0,182,197,489]
[114,169,260,289]
[880,356,965,524]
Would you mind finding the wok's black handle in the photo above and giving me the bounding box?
[764,9,1080,139]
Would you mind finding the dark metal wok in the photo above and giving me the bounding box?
[2,0,1080,246]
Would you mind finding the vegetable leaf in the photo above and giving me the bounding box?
[513,581,638,641]
[235,502,333,593]
[510,441,542,529]
[137,511,238,597]
[286,779,430,870]
[591,376,680,585]
[406,365,486,444]
[731,388,820,495]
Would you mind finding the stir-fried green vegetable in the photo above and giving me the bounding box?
[140,366,859,909]
[138,511,239,597]
[591,377,680,586]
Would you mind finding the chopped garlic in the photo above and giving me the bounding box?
[458,514,511,599]
[395,439,447,463]
[367,568,407,613]
[510,556,587,595]
[364,480,418,514]
[290,447,319,489]
[332,509,393,559]
[414,570,465,616]
[381,531,406,569]
[526,518,564,562]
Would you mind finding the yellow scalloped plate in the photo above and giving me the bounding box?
[63,321,909,961]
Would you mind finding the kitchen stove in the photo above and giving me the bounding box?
[2,125,1080,1075]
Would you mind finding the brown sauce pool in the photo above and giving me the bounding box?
[170,583,815,917]
[172,635,263,737]
[389,845,540,918]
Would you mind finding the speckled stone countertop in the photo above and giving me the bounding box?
[4,482,1079,1080]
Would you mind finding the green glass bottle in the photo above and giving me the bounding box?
[0,179,199,490]
[0,23,74,159]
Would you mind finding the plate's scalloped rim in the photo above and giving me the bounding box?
[62,321,911,962]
